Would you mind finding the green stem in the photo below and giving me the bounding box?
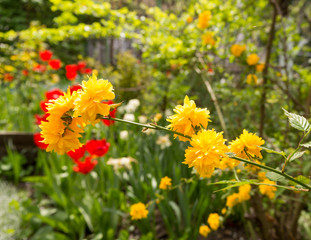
[230,156,311,191]
[282,127,311,172]
[101,116,192,140]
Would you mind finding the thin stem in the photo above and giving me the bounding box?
[101,116,191,140]
[230,155,311,191]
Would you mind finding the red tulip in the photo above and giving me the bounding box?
[102,101,117,126]
[22,70,29,76]
[32,64,46,73]
[73,156,98,174]
[65,64,78,72]
[67,145,86,161]
[33,132,48,150]
[66,71,77,81]
[39,50,53,61]
[4,73,14,82]
[81,68,92,74]
[45,89,63,100]
[85,139,110,157]
[70,85,82,93]
[34,113,49,125]
[49,59,62,70]
[77,61,86,70]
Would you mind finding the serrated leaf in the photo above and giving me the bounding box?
[289,151,306,162]
[283,108,311,132]
[109,102,123,110]
[300,141,311,148]
[261,146,286,156]
[266,171,287,183]
[289,175,311,186]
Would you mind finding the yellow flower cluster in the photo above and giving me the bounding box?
[167,96,210,141]
[40,74,115,154]
[199,225,211,237]
[247,53,260,66]
[259,178,277,199]
[199,213,220,238]
[256,63,265,72]
[230,44,246,57]
[229,129,264,161]
[246,74,258,85]
[197,11,211,29]
[159,176,172,190]
[201,32,216,46]
[130,202,149,220]
[226,184,251,208]
[184,129,228,178]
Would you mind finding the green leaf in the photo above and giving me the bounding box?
[261,146,286,156]
[300,141,311,148]
[289,151,306,162]
[289,175,311,186]
[266,171,287,183]
[283,108,311,132]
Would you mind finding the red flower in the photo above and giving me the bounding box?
[34,113,49,125]
[66,71,77,81]
[45,89,63,100]
[81,68,92,75]
[67,145,86,161]
[65,64,78,72]
[102,101,117,126]
[73,156,98,174]
[85,139,110,157]
[70,85,82,93]
[49,59,62,70]
[4,73,14,82]
[22,70,29,76]
[77,61,86,70]
[40,100,49,112]
[33,132,48,150]
[32,64,46,73]
[39,50,53,61]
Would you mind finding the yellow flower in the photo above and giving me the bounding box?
[259,179,277,199]
[47,89,77,117]
[256,63,265,72]
[167,96,211,141]
[154,113,162,122]
[219,156,239,170]
[226,193,240,208]
[40,118,83,154]
[184,129,228,178]
[207,213,220,231]
[199,225,211,237]
[197,11,211,29]
[247,54,260,66]
[4,65,15,72]
[201,32,216,46]
[244,159,261,173]
[10,55,18,61]
[186,16,193,23]
[230,44,246,57]
[258,171,266,181]
[130,202,148,220]
[159,176,172,190]
[74,74,115,125]
[246,74,258,85]
[229,129,264,160]
[221,208,227,215]
[238,184,251,202]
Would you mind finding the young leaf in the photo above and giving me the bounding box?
[261,146,286,156]
[289,175,311,186]
[283,108,311,132]
[300,141,311,148]
[289,151,306,162]
[266,171,287,183]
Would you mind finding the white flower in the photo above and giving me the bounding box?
[125,99,140,113]
[138,115,148,124]
[123,113,135,121]
[107,157,137,170]
[143,128,156,135]
[156,135,172,149]
[120,130,129,140]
